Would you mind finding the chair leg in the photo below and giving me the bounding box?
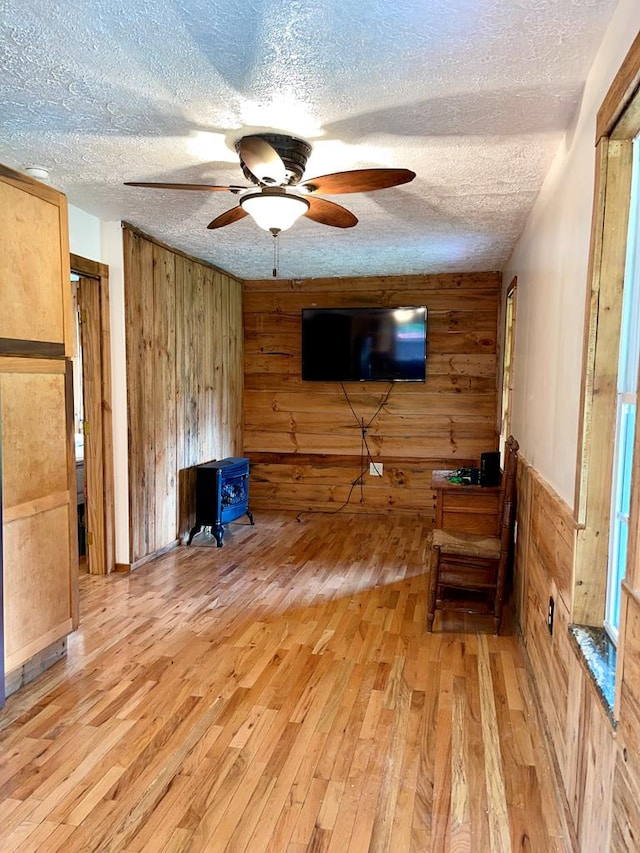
[493,549,508,635]
[427,544,441,632]
[493,591,504,635]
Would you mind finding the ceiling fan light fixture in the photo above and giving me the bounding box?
[240,189,309,233]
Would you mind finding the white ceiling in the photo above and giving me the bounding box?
[0,0,619,280]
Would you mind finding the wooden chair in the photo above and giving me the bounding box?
[427,436,519,634]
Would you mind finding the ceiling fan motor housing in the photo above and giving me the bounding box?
[237,133,312,186]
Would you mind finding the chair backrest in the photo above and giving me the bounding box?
[495,436,519,540]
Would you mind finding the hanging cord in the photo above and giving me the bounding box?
[271,228,280,277]
[358,416,366,503]
[296,382,395,521]
[344,382,394,500]
[347,381,395,432]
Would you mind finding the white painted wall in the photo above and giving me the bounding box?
[101,222,130,566]
[68,204,102,260]
[503,0,640,507]
[67,207,130,565]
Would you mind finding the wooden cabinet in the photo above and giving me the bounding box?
[432,470,500,535]
[0,166,77,695]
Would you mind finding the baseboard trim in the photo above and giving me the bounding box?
[129,540,179,572]
[5,638,67,698]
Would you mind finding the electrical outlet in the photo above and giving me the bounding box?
[369,462,383,476]
[547,596,555,636]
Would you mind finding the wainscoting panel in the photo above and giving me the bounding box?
[611,586,640,850]
[515,458,616,851]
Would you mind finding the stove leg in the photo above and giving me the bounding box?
[187,524,200,545]
[213,523,224,547]
[247,508,254,526]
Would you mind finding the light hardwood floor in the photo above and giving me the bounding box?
[0,511,573,852]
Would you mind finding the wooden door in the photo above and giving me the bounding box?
[70,256,115,576]
[77,278,106,574]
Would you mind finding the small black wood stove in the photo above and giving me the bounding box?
[187,457,254,547]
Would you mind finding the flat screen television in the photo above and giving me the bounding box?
[301,306,427,382]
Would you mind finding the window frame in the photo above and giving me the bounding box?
[605,135,640,643]
[574,32,640,687]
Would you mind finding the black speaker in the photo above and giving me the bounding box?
[480,451,501,487]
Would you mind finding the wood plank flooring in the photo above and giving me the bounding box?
[0,511,573,852]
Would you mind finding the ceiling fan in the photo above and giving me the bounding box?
[125,133,416,234]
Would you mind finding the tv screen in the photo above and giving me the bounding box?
[301,306,427,382]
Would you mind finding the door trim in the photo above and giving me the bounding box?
[70,254,115,574]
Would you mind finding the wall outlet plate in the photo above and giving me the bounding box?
[369,462,383,476]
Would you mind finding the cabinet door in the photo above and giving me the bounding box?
[0,359,78,674]
[1,166,77,692]
[0,171,72,352]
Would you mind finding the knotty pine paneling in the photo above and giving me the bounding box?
[565,650,616,851]
[515,458,616,850]
[611,750,640,851]
[124,230,155,560]
[612,587,640,850]
[243,273,500,515]
[153,245,177,549]
[249,454,459,520]
[123,227,243,563]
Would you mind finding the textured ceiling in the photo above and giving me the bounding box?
[0,0,619,280]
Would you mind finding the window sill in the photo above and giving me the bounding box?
[568,624,617,726]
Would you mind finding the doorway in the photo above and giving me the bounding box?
[70,254,115,574]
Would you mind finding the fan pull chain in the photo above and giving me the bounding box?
[271,228,280,278]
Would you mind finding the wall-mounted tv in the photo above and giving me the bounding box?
[301,306,427,382]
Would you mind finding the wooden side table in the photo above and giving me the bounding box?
[432,470,500,535]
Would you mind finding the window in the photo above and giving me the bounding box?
[606,134,640,643]
[574,47,640,634]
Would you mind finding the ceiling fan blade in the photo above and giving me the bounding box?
[301,168,416,195]
[207,206,249,229]
[125,181,245,193]
[238,136,286,185]
[304,196,357,228]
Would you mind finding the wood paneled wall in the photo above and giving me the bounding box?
[243,273,500,516]
[123,227,243,564]
[515,458,616,850]
[612,585,640,849]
